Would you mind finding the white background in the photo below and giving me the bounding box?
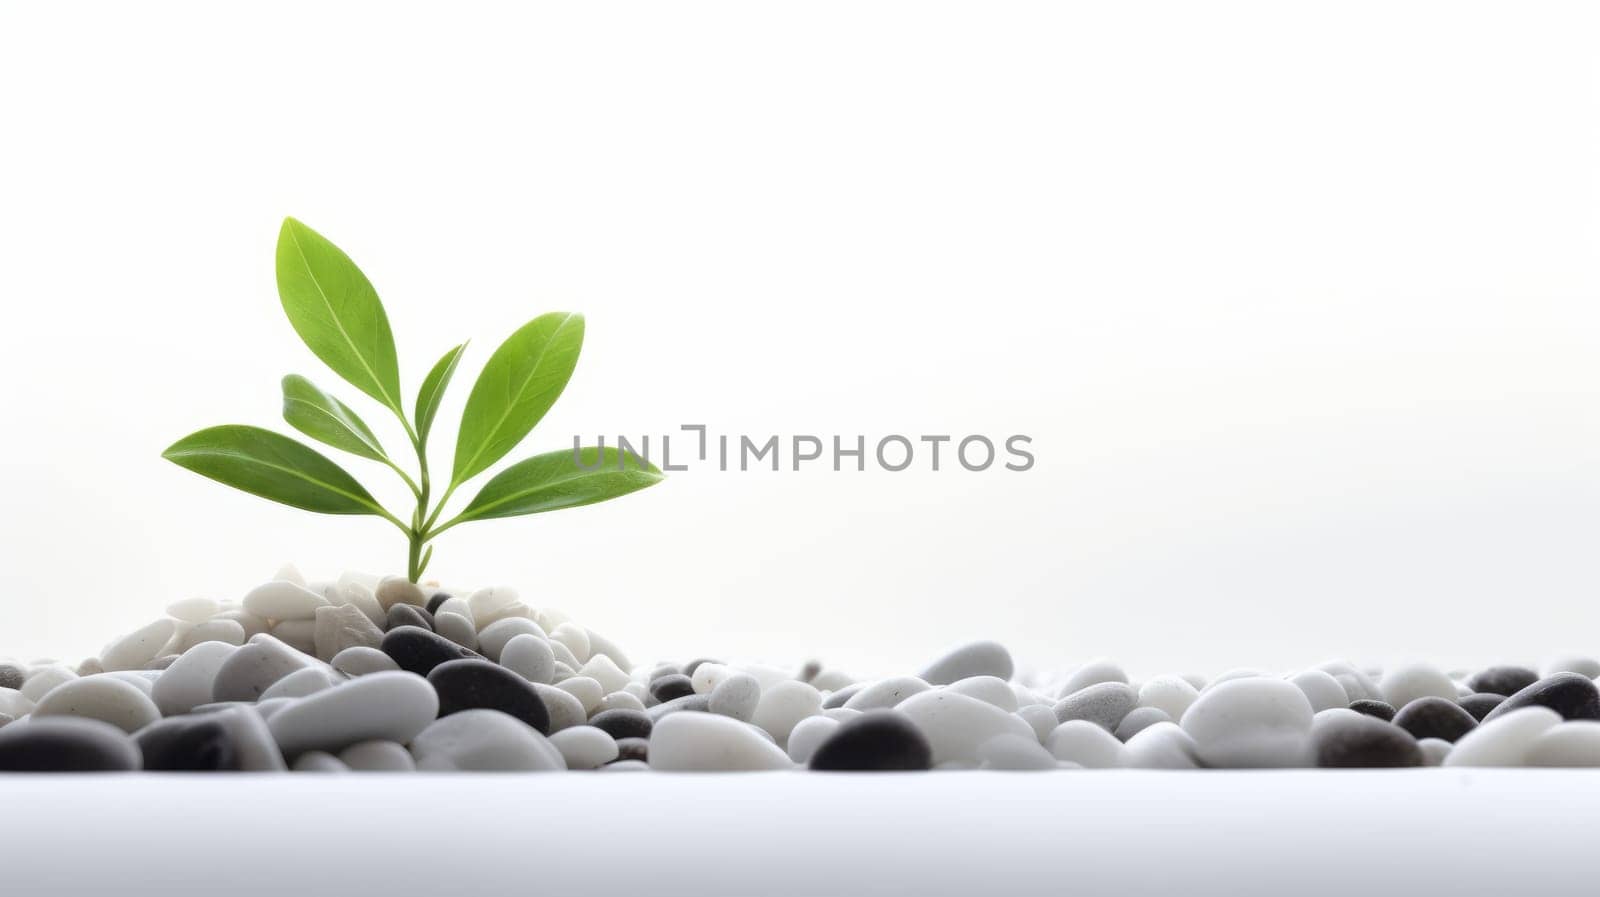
[1,2,1596,678]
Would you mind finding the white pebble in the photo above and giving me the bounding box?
[1289,670,1349,713]
[709,673,761,722]
[293,751,348,772]
[550,623,591,663]
[434,612,478,650]
[1059,659,1128,696]
[0,688,35,718]
[374,575,425,611]
[100,619,177,672]
[412,708,566,771]
[897,691,1036,766]
[843,676,930,711]
[174,619,247,653]
[501,634,556,684]
[311,604,384,661]
[1016,704,1058,742]
[211,634,316,703]
[242,580,330,621]
[478,618,547,662]
[556,676,604,714]
[531,682,587,732]
[945,676,1018,712]
[270,619,317,655]
[786,715,839,764]
[1047,720,1128,768]
[1181,677,1313,768]
[918,640,1014,686]
[340,740,416,771]
[1378,663,1458,709]
[1542,656,1600,679]
[548,725,618,769]
[259,666,343,700]
[1445,707,1563,767]
[1525,721,1600,767]
[32,674,160,733]
[979,733,1059,770]
[151,641,237,716]
[1418,738,1452,766]
[22,666,77,702]
[596,691,646,714]
[331,646,399,677]
[166,597,220,623]
[1138,676,1201,717]
[649,711,792,771]
[1124,721,1202,769]
[268,670,438,756]
[466,586,519,621]
[752,680,823,745]
[579,654,631,694]
[690,662,731,695]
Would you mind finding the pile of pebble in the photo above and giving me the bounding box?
[3,567,1600,772]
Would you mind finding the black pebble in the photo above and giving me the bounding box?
[0,662,24,690]
[809,710,933,772]
[0,717,141,771]
[1458,693,1506,721]
[387,604,435,632]
[1348,699,1397,722]
[682,659,719,679]
[613,737,649,763]
[135,716,240,771]
[1467,665,1540,697]
[1313,712,1423,768]
[427,658,550,733]
[1482,673,1600,723]
[1392,697,1477,743]
[650,674,695,704]
[425,591,453,615]
[589,708,652,740]
[382,625,478,676]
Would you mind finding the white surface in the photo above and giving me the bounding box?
[1,771,1596,895]
[1,3,1598,676]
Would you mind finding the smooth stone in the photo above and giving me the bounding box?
[1467,665,1540,697]
[647,694,712,721]
[1482,673,1600,723]
[1181,677,1313,768]
[1378,664,1458,709]
[1290,670,1349,713]
[1204,668,1271,690]
[412,708,566,771]
[1541,656,1600,680]
[842,676,930,711]
[556,676,605,714]
[380,625,478,676]
[1017,704,1058,742]
[614,737,649,763]
[174,619,248,653]
[531,683,587,732]
[151,641,237,716]
[425,591,453,615]
[385,603,434,633]
[375,575,426,611]
[898,691,1035,766]
[1317,661,1380,702]
[1124,721,1202,769]
[259,666,343,700]
[595,691,646,714]
[100,619,177,672]
[548,725,618,769]
[0,688,33,718]
[108,670,159,695]
[1058,659,1129,696]
[1312,709,1423,767]
[242,580,330,621]
[331,646,399,677]
[1048,719,1128,768]
[1445,707,1563,767]
[166,597,221,623]
[428,658,551,733]
[268,670,438,757]
[752,680,823,745]
[585,630,632,672]
[1459,693,1506,721]
[809,710,931,771]
[651,711,792,771]
[1137,675,1200,720]
[293,751,348,772]
[689,662,732,695]
[683,658,718,679]
[253,697,294,720]
[1418,737,1452,766]
[578,655,630,695]
[434,612,478,651]
[329,582,384,629]
[77,658,106,676]
[213,610,270,640]
[650,674,696,704]
[312,604,384,661]
[135,715,239,771]
[500,634,556,684]
[709,673,761,722]
[32,674,161,733]
[917,640,1013,686]
[211,635,316,703]
[1348,699,1397,722]
[1114,706,1171,741]
[1525,721,1600,767]
[21,665,77,702]
[1053,682,1138,730]
[0,716,141,771]
[273,563,307,585]
[0,663,25,690]
[340,739,415,771]
[210,705,286,771]
[1393,696,1478,743]
[821,682,865,710]
[978,732,1058,770]
[786,716,840,764]
[588,708,651,740]
[550,623,592,664]
[812,669,853,692]
[466,586,520,621]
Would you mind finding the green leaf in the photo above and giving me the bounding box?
[275,218,403,413]
[452,312,584,485]
[414,343,467,443]
[281,374,388,462]
[162,425,387,516]
[455,446,663,523]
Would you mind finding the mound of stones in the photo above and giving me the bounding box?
[3,568,1600,772]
